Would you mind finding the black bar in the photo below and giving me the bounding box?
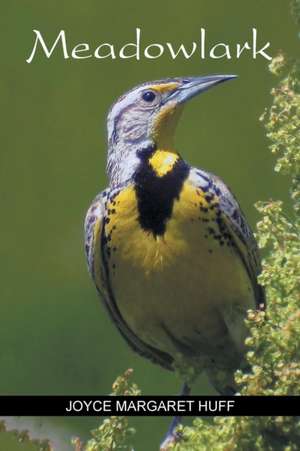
[0,396,298,416]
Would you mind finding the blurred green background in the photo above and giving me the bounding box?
[0,0,298,449]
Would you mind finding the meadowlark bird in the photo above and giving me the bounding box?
[84,75,265,447]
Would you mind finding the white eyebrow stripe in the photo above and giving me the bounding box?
[107,84,157,141]
[107,90,139,141]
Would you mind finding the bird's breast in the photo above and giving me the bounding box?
[101,178,254,366]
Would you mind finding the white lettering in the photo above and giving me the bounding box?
[119,28,141,59]
[144,44,164,59]
[210,43,231,59]
[252,28,272,60]
[72,43,92,59]
[94,43,116,59]
[237,41,251,58]
[166,42,197,59]
[26,30,69,63]
[200,28,206,59]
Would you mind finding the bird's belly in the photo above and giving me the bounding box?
[103,183,255,364]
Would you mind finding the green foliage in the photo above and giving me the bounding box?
[262,52,300,209]
[0,421,52,451]
[73,369,140,451]
[175,417,300,451]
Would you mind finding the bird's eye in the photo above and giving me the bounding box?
[142,91,156,102]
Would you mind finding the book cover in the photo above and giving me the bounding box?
[1,1,299,450]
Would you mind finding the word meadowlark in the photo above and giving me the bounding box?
[84,75,265,446]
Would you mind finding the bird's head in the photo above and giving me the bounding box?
[106,75,236,184]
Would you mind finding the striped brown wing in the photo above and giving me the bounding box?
[190,167,265,310]
[84,187,174,370]
[210,173,265,310]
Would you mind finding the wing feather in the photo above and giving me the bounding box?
[190,168,265,310]
[84,188,173,370]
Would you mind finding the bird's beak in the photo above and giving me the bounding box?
[166,75,237,105]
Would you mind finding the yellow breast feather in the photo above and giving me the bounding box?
[148,150,179,177]
[103,178,224,277]
[103,185,188,275]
